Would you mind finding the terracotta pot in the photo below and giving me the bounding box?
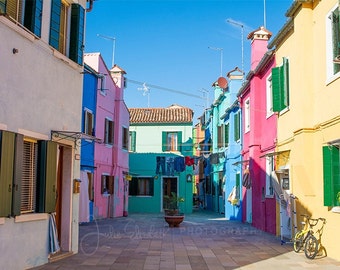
[164,215,184,227]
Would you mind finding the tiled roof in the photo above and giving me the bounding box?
[129,105,193,124]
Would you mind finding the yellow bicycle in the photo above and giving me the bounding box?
[293,214,326,259]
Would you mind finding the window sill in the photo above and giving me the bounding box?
[15,213,49,223]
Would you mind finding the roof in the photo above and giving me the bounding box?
[129,105,194,124]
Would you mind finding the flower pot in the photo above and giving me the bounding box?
[164,215,184,227]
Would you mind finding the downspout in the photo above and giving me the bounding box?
[86,0,94,12]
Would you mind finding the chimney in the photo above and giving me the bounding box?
[247,26,272,70]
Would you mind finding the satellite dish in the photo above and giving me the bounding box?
[217,77,228,89]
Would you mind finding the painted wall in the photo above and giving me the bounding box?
[129,153,193,214]
[0,0,87,268]
[274,0,340,260]
[84,54,129,219]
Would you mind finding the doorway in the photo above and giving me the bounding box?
[162,177,178,210]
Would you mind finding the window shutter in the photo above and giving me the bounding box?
[37,141,57,213]
[283,58,289,108]
[272,66,283,112]
[24,0,43,37]
[6,0,18,19]
[130,131,136,152]
[108,176,114,195]
[225,123,229,146]
[149,178,154,196]
[0,0,5,13]
[234,112,240,141]
[49,0,61,50]
[177,131,182,151]
[69,3,85,65]
[323,145,340,206]
[0,131,15,218]
[162,132,167,152]
[12,133,23,217]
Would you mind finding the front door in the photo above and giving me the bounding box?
[162,177,178,210]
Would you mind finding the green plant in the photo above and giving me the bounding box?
[164,192,184,210]
[337,191,340,204]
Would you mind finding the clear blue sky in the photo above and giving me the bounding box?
[85,0,293,119]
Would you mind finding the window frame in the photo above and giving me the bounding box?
[326,4,340,82]
[104,118,114,145]
[266,74,274,117]
[122,126,129,150]
[162,131,182,152]
[129,176,154,196]
[265,156,275,198]
[84,109,94,136]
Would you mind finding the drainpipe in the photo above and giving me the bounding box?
[86,0,94,12]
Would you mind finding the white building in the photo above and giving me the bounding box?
[0,1,93,268]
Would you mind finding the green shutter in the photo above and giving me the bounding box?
[69,3,85,65]
[272,66,281,112]
[0,131,15,218]
[37,141,57,213]
[0,0,6,13]
[323,145,340,206]
[234,112,240,141]
[225,123,229,146]
[12,133,23,217]
[24,0,43,37]
[49,0,61,50]
[177,131,182,151]
[283,58,289,108]
[162,132,167,152]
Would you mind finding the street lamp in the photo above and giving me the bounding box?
[226,19,244,81]
[208,46,223,77]
[97,34,116,68]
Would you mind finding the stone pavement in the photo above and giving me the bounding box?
[31,210,340,270]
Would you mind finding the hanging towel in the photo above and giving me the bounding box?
[49,212,60,254]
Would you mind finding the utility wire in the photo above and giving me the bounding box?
[126,78,205,100]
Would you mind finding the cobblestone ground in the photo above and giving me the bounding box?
[31,211,340,270]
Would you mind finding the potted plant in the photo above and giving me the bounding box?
[163,192,185,227]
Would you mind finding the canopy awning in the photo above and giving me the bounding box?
[51,130,102,143]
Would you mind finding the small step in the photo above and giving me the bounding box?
[49,251,74,263]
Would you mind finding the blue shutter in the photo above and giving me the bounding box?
[69,3,85,65]
[24,0,43,37]
[49,0,61,50]
[0,0,5,13]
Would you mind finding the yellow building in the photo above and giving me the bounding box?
[268,0,340,260]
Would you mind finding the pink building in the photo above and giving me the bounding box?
[83,53,129,219]
[238,27,277,234]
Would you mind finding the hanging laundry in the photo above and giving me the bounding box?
[155,156,165,174]
[185,156,195,166]
[174,156,185,172]
[166,157,175,176]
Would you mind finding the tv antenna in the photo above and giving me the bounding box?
[138,83,151,108]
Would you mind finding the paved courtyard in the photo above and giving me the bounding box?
[31,211,340,270]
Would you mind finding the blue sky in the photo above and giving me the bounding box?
[85,0,293,119]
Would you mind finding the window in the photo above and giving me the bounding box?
[162,131,182,152]
[21,139,38,213]
[265,156,274,197]
[101,175,113,195]
[129,177,154,196]
[0,131,57,217]
[104,118,114,145]
[49,1,85,65]
[323,145,340,207]
[129,131,136,152]
[3,0,43,36]
[326,4,340,78]
[84,109,94,136]
[234,112,240,141]
[272,57,289,112]
[244,98,250,133]
[122,126,129,150]
[266,75,273,117]
[99,74,107,94]
[88,172,94,201]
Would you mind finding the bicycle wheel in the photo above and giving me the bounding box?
[293,231,304,252]
[304,235,319,259]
